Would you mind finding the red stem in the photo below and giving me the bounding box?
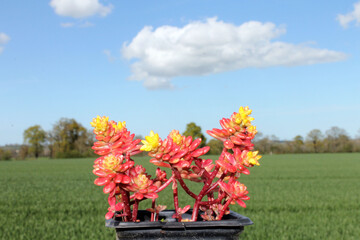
[155,175,174,193]
[204,176,223,195]
[172,170,197,199]
[120,188,132,222]
[151,199,156,222]
[191,165,220,221]
[217,198,233,220]
[132,199,139,222]
[199,192,226,205]
[172,179,182,222]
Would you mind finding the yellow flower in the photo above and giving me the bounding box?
[246,151,261,166]
[169,130,183,145]
[141,130,160,152]
[90,116,109,133]
[112,121,126,132]
[234,106,254,127]
[247,125,257,135]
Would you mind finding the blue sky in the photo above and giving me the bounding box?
[0,0,359,145]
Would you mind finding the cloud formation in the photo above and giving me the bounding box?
[337,1,360,28]
[103,49,116,62]
[60,21,94,28]
[50,0,113,18]
[122,18,347,89]
[0,32,10,54]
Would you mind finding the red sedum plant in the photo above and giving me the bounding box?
[91,107,261,222]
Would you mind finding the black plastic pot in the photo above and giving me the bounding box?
[106,210,253,240]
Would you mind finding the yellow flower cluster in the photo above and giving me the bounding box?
[112,121,126,132]
[90,116,109,133]
[233,106,254,127]
[247,125,257,135]
[169,130,183,145]
[141,130,160,152]
[246,151,261,166]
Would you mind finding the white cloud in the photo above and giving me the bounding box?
[0,32,10,54]
[60,21,94,28]
[337,1,360,28]
[0,33,10,45]
[60,22,75,28]
[50,0,113,18]
[103,49,116,62]
[122,18,347,89]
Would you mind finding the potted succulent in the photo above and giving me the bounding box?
[91,106,261,240]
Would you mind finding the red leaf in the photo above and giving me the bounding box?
[103,182,116,194]
[164,139,173,154]
[108,196,116,206]
[94,170,107,178]
[109,134,121,143]
[105,211,114,220]
[94,177,109,186]
[230,136,243,145]
[114,174,123,183]
[144,192,158,199]
[150,159,171,168]
[242,196,250,201]
[224,140,234,149]
[189,138,201,151]
[192,146,210,157]
[185,136,193,147]
[95,148,111,156]
[173,149,188,159]
[236,199,246,208]
[115,202,124,211]
[135,193,144,200]
[242,168,250,175]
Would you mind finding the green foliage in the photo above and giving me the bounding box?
[0,148,12,160]
[207,139,223,155]
[17,145,29,160]
[50,118,94,158]
[23,125,46,158]
[255,127,360,154]
[0,154,359,239]
[182,122,207,147]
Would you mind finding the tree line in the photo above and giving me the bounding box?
[0,118,95,160]
[0,121,359,161]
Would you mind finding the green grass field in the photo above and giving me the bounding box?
[1,153,359,239]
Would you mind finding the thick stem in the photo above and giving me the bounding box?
[120,188,132,222]
[132,199,139,222]
[191,165,220,221]
[204,173,225,195]
[172,170,197,199]
[172,179,182,222]
[151,199,156,222]
[217,198,233,220]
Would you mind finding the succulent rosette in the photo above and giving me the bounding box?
[124,166,159,200]
[142,129,210,171]
[219,179,250,208]
[207,106,257,151]
[93,154,133,193]
[91,116,141,156]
